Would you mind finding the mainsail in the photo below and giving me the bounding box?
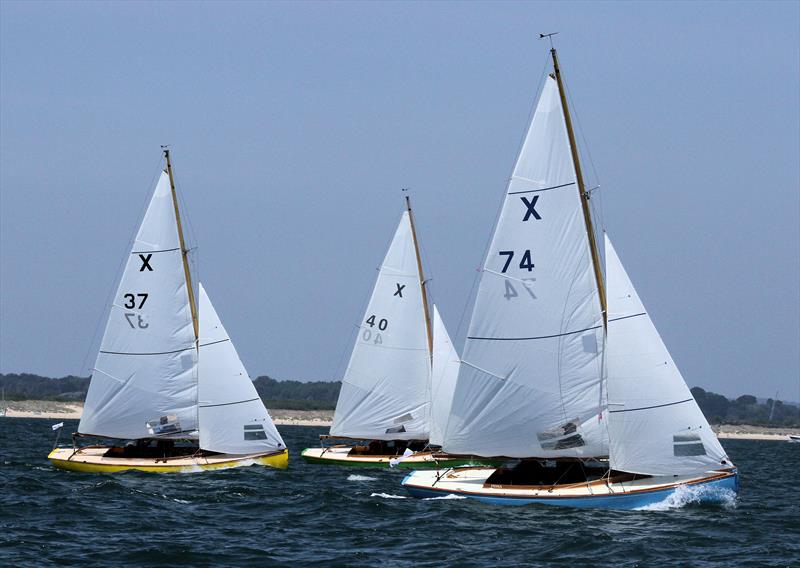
[605,235,729,475]
[428,305,459,447]
[79,172,198,440]
[197,283,285,455]
[443,76,607,458]
[330,211,432,440]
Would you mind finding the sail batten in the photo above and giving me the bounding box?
[429,305,459,447]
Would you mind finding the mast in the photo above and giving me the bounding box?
[164,149,199,340]
[405,194,434,360]
[550,47,607,325]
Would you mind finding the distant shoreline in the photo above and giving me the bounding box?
[4,400,800,440]
[2,401,333,427]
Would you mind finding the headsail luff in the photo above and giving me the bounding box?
[605,235,729,475]
[429,305,459,447]
[197,283,285,455]
[79,171,198,440]
[442,74,607,459]
[330,210,432,441]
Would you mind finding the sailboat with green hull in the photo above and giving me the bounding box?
[302,198,502,469]
[401,45,737,508]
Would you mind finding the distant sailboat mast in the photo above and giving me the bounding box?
[549,46,607,325]
[405,194,433,362]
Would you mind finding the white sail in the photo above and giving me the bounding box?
[443,77,606,458]
[79,172,198,440]
[605,235,730,475]
[330,211,431,440]
[197,284,285,455]
[429,305,459,447]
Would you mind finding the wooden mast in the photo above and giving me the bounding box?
[405,194,434,360]
[164,149,199,340]
[550,47,607,325]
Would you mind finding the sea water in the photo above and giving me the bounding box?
[1,419,797,566]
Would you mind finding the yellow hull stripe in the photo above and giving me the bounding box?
[48,448,289,473]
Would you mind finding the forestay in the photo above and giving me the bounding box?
[331,211,431,440]
[197,284,285,455]
[605,235,729,475]
[443,77,607,458]
[429,305,459,447]
[80,172,198,440]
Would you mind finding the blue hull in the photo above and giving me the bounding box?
[401,471,738,510]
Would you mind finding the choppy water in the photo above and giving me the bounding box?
[1,419,798,567]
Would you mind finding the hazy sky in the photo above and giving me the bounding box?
[1,1,798,400]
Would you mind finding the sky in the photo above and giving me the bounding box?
[1,1,798,401]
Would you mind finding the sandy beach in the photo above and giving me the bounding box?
[4,401,799,439]
[2,401,333,426]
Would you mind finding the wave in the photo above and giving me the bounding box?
[635,483,738,511]
[347,474,376,481]
[422,493,466,501]
[370,492,407,499]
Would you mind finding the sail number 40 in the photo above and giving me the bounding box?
[498,250,534,272]
[365,315,388,330]
[363,315,388,345]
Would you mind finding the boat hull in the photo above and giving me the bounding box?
[48,446,289,473]
[401,467,738,509]
[300,446,502,469]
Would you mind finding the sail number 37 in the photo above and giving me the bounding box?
[123,293,149,329]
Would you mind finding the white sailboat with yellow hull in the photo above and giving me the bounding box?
[402,46,737,508]
[49,151,287,473]
[302,198,501,469]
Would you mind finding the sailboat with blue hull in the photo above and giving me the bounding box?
[401,45,737,509]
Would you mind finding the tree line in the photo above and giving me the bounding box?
[1,373,797,425]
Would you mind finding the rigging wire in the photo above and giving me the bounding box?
[562,75,607,236]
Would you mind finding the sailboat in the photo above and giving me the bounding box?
[0,388,6,417]
[301,198,497,468]
[401,46,737,508]
[48,151,288,473]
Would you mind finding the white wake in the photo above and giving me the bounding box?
[635,483,737,511]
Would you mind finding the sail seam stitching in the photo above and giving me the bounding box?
[507,182,575,195]
[198,339,231,348]
[130,247,181,254]
[99,346,195,356]
[608,312,647,323]
[468,324,601,341]
[198,397,260,408]
[608,398,693,413]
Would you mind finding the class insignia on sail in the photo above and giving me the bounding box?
[48,150,288,473]
[401,45,738,508]
[300,197,503,469]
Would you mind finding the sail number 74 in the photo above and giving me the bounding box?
[498,250,534,272]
